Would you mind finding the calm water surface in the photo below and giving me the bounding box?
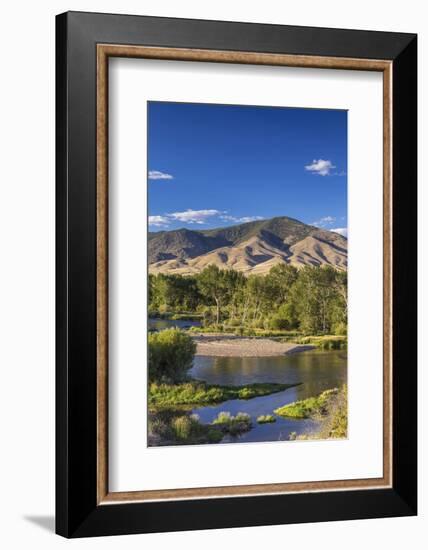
[189,350,347,443]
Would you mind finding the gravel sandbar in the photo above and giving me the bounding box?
[193,334,314,357]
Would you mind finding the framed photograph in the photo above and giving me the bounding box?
[56,11,417,538]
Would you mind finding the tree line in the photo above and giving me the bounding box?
[149,264,347,335]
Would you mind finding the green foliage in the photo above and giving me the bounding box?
[148,328,196,383]
[257,415,276,424]
[286,386,348,440]
[333,322,347,336]
[170,414,204,441]
[149,381,298,408]
[169,313,203,321]
[171,415,193,440]
[148,408,253,445]
[149,410,225,445]
[212,411,252,435]
[207,429,224,443]
[274,388,339,419]
[268,303,298,330]
[149,273,201,312]
[212,411,233,425]
[294,335,347,350]
[149,264,347,336]
[317,385,347,439]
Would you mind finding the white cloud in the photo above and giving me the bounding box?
[331,227,348,238]
[311,216,336,228]
[149,209,265,228]
[305,159,336,176]
[220,214,264,224]
[149,215,170,227]
[148,170,174,180]
[168,209,223,224]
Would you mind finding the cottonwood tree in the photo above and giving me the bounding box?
[197,265,229,324]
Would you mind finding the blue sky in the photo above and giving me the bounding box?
[148,101,347,236]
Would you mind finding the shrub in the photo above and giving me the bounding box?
[226,319,241,327]
[212,411,252,435]
[318,385,348,439]
[287,386,348,441]
[269,315,290,330]
[257,414,276,424]
[235,412,251,423]
[148,417,170,438]
[171,416,193,440]
[171,414,203,442]
[212,411,232,425]
[149,381,296,407]
[207,429,224,443]
[294,335,347,350]
[275,389,338,419]
[148,328,196,383]
[333,322,347,336]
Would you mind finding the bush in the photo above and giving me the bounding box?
[257,415,276,424]
[171,416,193,440]
[212,411,252,435]
[333,322,347,336]
[212,411,232,425]
[207,429,224,443]
[226,319,241,327]
[275,389,339,419]
[148,328,196,383]
[268,303,298,330]
[149,381,296,407]
[294,335,347,350]
[286,386,348,441]
[171,414,204,442]
[269,315,290,330]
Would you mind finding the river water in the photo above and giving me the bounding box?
[189,350,347,443]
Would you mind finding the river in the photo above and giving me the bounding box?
[189,350,347,443]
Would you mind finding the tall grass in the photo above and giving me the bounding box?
[149,381,298,408]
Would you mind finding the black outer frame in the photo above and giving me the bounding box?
[56,11,417,538]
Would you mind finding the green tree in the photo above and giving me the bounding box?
[197,265,230,324]
[291,266,338,333]
[148,328,196,383]
[265,264,298,306]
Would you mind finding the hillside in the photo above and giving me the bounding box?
[148,216,347,275]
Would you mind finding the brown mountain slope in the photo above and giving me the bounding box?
[149,218,347,275]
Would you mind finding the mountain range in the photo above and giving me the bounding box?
[148,216,347,276]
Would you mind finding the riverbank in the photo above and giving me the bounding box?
[192,333,315,357]
[275,386,348,440]
[149,380,300,408]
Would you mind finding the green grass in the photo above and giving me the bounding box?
[188,325,346,346]
[169,313,203,321]
[292,335,347,350]
[148,311,203,321]
[212,411,252,435]
[257,414,276,424]
[149,381,299,408]
[189,325,302,337]
[148,409,252,445]
[287,386,348,440]
[274,388,339,419]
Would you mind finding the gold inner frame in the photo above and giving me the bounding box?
[96,44,393,504]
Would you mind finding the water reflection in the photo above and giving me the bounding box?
[190,350,347,443]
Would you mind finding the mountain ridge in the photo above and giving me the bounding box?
[148,216,347,275]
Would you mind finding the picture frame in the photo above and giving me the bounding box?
[56,11,417,538]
